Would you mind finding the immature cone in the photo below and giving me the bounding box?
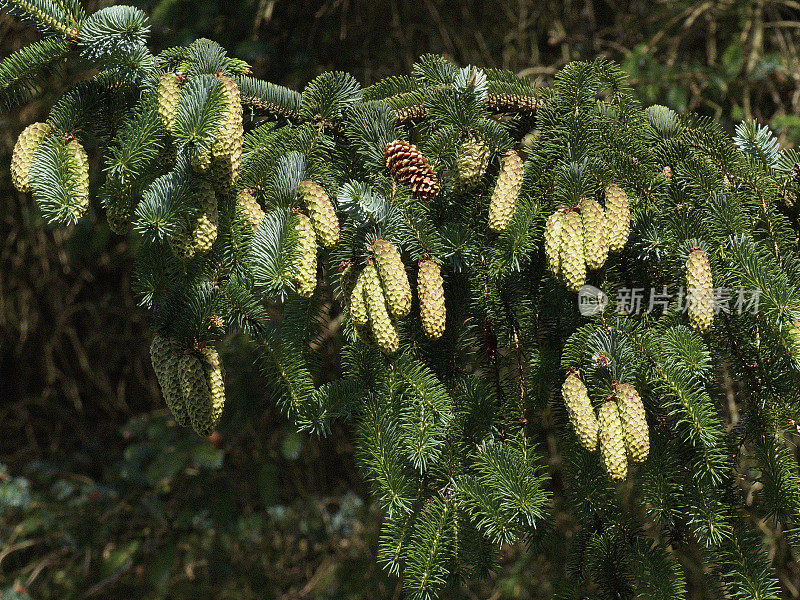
[544,210,565,276]
[298,180,339,247]
[417,259,446,340]
[605,184,630,253]
[363,262,400,355]
[559,210,586,292]
[150,333,190,427]
[372,238,411,319]
[11,122,53,192]
[581,197,609,270]
[614,382,649,463]
[157,73,181,133]
[179,353,213,437]
[66,138,90,218]
[598,400,627,482]
[349,271,369,328]
[211,74,243,193]
[384,140,440,201]
[686,248,714,332]
[237,189,265,229]
[455,136,490,191]
[106,199,132,235]
[196,346,225,437]
[488,150,524,232]
[561,370,599,452]
[171,183,218,259]
[191,145,212,173]
[290,213,317,298]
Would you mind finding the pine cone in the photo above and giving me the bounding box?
[605,184,630,253]
[544,209,565,276]
[106,199,132,235]
[150,333,190,427]
[157,72,181,134]
[559,210,586,292]
[191,145,212,173]
[384,140,440,201]
[598,400,627,482]
[290,212,317,298]
[686,247,714,332]
[417,259,446,340]
[237,189,265,229]
[298,180,339,247]
[171,183,218,259]
[614,382,649,463]
[486,93,539,114]
[363,262,400,355]
[455,136,490,191]
[372,238,411,319]
[66,138,90,219]
[581,197,609,270]
[11,122,53,193]
[179,353,214,437]
[211,74,243,193]
[198,346,225,437]
[349,270,369,328]
[561,369,599,452]
[488,150,524,232]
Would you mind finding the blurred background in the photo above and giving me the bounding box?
[1,1,800,598]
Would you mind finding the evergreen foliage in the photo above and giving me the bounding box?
[6,1,800,596]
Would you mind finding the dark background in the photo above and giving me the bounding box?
[1,1,799,598]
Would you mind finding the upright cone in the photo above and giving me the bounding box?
[171,183,218,259]
[157,73,181,134]
[237,189,265,229]
[605,184,630,253]
[11,122,54,192]
[211,74,243,193]
[290,212,318,298]
[488,150,524,232]
[581,197,609,270]
[298,180,339,247]
[66,138,90,219]
[455,136,490,191]
[384,140,440,201]
[562,370,599,451]
[372,238,411,319]
[686,248,714,332]
[544,210,565,276]
[363,262,400,355]
[598,400,627,482]
[614,382,649,463]
[559,210,586,292]
[150,333,190,427]
[417,259,446,340]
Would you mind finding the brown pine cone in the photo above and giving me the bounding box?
[384,140,441,201]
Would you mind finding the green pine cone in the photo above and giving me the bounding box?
[455,136,490,191]
[363,262,400,355]
[179,353,216,437]
[614,382,649,463]
[150,333,190,427]
[544,209,565,276]
[350,270,369,328]
[298,180,339,247]
[171,183,218,259]
[488,150,524,232]
[157,72,181,134]
[66,138,90,219]
[605,184,630,253]
[372,238,411,319]
[598,400,627,482]
[11,122,53,193]
[237,189,265,229]
[198,346,225,436]
[559,210,586,292]
[561,369,599,452]
[290,212,317,298]
[581,197,609,270]
[417,258,446,340]
[211,74,243,193]
[191,145,212,173]
[106,199,132,235]
[687,247,714,332]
